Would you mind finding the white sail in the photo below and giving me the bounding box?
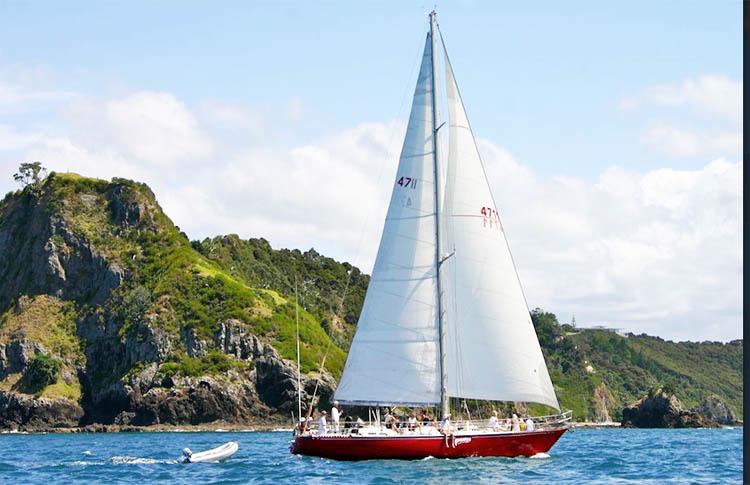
[334,34,441,406]
[441,48,560,410]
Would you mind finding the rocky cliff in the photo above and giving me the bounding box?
[620,388,739,428]
[0,173,344,430]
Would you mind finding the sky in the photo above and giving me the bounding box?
[0,1,742,341]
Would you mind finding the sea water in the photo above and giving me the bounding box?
[0,427,742,483]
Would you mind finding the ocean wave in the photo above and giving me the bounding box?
[529,452,550,459]
[69,460,104,466]
[109,456,178,465]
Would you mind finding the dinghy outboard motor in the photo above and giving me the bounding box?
[182,448,193,462]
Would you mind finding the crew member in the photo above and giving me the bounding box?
[511,413,520,432]
[331,401,341,433]
[488,410,500,431]
[318,410,328,435]
[525,416,535,432]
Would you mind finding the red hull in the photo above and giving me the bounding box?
[291,428,567,460]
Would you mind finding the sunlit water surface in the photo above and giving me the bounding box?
[0,427,741,483]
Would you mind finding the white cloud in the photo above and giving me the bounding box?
[486,150,742,342]
[642,123,742,158]
[56,92,213,166]
[621,75,743,120]
[0,82,742,342]
[198,100,264,133]
[622,75,743,161]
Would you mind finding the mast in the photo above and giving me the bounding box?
[295,278,302,423]
[429,10,449,420]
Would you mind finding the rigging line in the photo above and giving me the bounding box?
[437,26,536,320]
[304,32,428,411]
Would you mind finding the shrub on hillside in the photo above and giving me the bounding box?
[26,353,61,391]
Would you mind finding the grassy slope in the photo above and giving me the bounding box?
[0,295,84,400]
[4,174,346,384]
[194,235,369,351]
[534,310,743,420]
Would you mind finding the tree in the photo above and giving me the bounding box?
[13,162,47,195]
[25,353,61,391]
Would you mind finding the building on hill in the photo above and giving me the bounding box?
[579,324,629,337]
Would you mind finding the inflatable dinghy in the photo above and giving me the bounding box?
[182,441,239,463]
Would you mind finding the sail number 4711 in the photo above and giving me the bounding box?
[481,206,501,229]
[480,206,497,218]
[397,177,417,189]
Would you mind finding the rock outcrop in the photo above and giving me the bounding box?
[621,389,720,428]
[0,189,124,310]
[592,383,616,423]
[0,391,84,429]
[694,395,738,425]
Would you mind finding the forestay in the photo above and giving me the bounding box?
[334,34,441,406]
[441,45,560,410]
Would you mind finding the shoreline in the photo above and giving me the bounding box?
[2,420,740,434]
[571,421,621,428]
[0,421,295,434]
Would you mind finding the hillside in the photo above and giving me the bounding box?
[532,310,743,421]
[0,172,357,428]
[0,170,742,429]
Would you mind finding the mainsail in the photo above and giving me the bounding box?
[334,19,560,412]
[334,34,441,406]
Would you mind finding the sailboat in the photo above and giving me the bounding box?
[291,11,570,460]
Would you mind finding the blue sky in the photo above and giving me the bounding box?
[1,1,741,175]
[0,1,743,340]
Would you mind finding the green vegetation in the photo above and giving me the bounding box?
[42,173,348,379]
[0,295,84,365]
[39,378,82,401]
[13,161,47,195]
[532,309,743,421]
[159,351,245,378]
[26,354,61,392]
[194,236,369,350]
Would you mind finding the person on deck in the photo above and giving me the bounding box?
[511,413,520,432]
[407,413,419,432]
[331,401,341,433]
[440,413,452,435]
[488,411,500,431]
[420,411,431,427]
[383,409,393,429]
[387,413,400,433]
[318,410,328,435]
[525,416,535,432]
